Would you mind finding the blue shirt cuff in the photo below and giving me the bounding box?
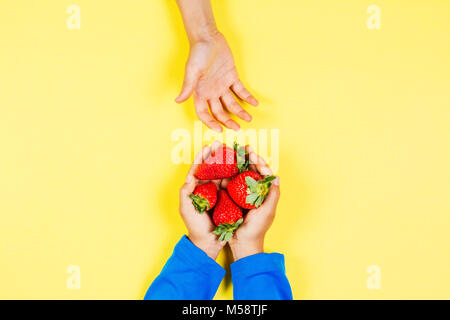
[230,253,286,278]
[230,252,292,300]
[175,235,226,278]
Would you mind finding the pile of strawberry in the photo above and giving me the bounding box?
[189,143,275,242]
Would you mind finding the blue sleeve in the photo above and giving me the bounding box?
[144,235,226,300]
[231,253,293,300]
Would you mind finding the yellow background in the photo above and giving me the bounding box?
[0,0,449,299]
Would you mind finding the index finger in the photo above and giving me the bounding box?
[231,80,259,106]
[194,94,223,133]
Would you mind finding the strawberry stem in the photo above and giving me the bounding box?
[212,218,243,242]
[245,175,276,207]
[234,142,249,172]
[189,194,210,213]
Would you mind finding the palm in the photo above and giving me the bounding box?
[233,207,265,238]
[181,179,223,234]
[219,175,270,242]
[176,33,258,132]
[191,36,238,97]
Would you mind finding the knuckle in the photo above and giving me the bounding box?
[231,102,243,111]
[207,120,217,127]
[238,110,247,117]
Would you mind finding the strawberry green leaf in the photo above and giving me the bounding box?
[263,176,276,183]
[213,219,244,242]
[224,232,233,242]
[255,196,263,208]
[189,194,210,213]
[234,142,249,172]
[245,177,258,191]
[246,193,259,204]
[244,175,277,207]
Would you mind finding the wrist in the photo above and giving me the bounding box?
[188,25,219,45]
[177,0,219,44]
[188,234,223,260]
[229,239,264,261]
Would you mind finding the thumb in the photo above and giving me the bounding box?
[264,178,280,207]
[180,174,196,198]
[175,67,200,103]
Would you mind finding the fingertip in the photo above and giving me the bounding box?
[204,120,223,133]
[238,111,252,122]
[220,178,230,189]
[229,122,240,132]
[259,164,273,176]
[247,145,255,154]
[267,184,280,201]
[210,140,223,152]
[200,145,211,162]
[176,84,195,103]
[249,97,259,106]
[273,176,280,186]
[175,92,190,103]
[248,150,258,165]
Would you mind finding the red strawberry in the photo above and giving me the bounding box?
[189,182,218,213]
[212,190,243,242]
[227,171,276,209]
[194,143,248,180]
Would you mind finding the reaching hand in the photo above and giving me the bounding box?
[227,146,280,261]
[175,32,258,133]
[179,144,226,259]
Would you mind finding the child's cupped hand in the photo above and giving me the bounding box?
[179,142,280,261]
[179,144,227,260]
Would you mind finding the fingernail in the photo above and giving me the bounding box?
[273,177,280,186]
